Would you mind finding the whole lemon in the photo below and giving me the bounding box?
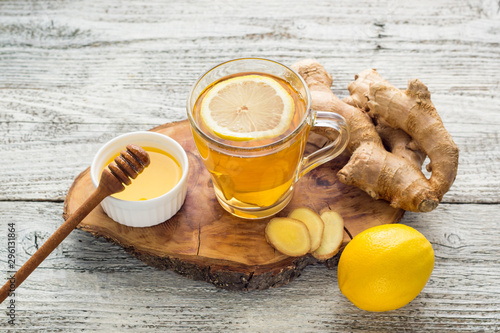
[337,224,434,312]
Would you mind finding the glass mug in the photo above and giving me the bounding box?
[187,58,349,219]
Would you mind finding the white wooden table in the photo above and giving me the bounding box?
[1,0,499,331]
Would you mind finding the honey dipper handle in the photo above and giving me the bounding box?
[0,184,112,304]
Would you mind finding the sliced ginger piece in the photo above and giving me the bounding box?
[265,217,311,257]
[288,207,324,252]
[312,211,345,260]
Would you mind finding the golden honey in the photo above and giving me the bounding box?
[102,147,182,201]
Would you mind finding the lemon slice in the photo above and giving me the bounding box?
[200,74,295,141]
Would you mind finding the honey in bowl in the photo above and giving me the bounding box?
[102,147,182,201]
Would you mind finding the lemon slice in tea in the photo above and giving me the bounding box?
[200,74,295,141]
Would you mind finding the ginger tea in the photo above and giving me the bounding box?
[102,147,182,201]
[191,72,309,218]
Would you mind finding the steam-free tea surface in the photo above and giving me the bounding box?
[64,120,404,290]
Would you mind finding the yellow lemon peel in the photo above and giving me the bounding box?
[338,224,435,312]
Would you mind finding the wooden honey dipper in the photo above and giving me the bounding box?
[0,144,150,304]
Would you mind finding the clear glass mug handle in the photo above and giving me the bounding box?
[298,111,350,178]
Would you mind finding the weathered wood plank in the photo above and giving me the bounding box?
[2,202,498,277]
[1,92,499,203]
[0,202,498,331]
[1,0,499,204]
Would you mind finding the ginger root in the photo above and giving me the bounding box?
[266,209,345,259]
[312,211,344,260]
[288,207,324,252]
[265,217,311,257]
[291,60,459,212]
[347,69,459,202]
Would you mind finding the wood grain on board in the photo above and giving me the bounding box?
[63,120,404,290]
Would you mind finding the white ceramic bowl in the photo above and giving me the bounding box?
[90,131,189,227]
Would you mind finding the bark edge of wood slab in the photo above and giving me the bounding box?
[63,120,405,290]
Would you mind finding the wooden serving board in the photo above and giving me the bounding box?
[63,120,404,290]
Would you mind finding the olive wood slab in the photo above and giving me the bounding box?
[63,120,404,290]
